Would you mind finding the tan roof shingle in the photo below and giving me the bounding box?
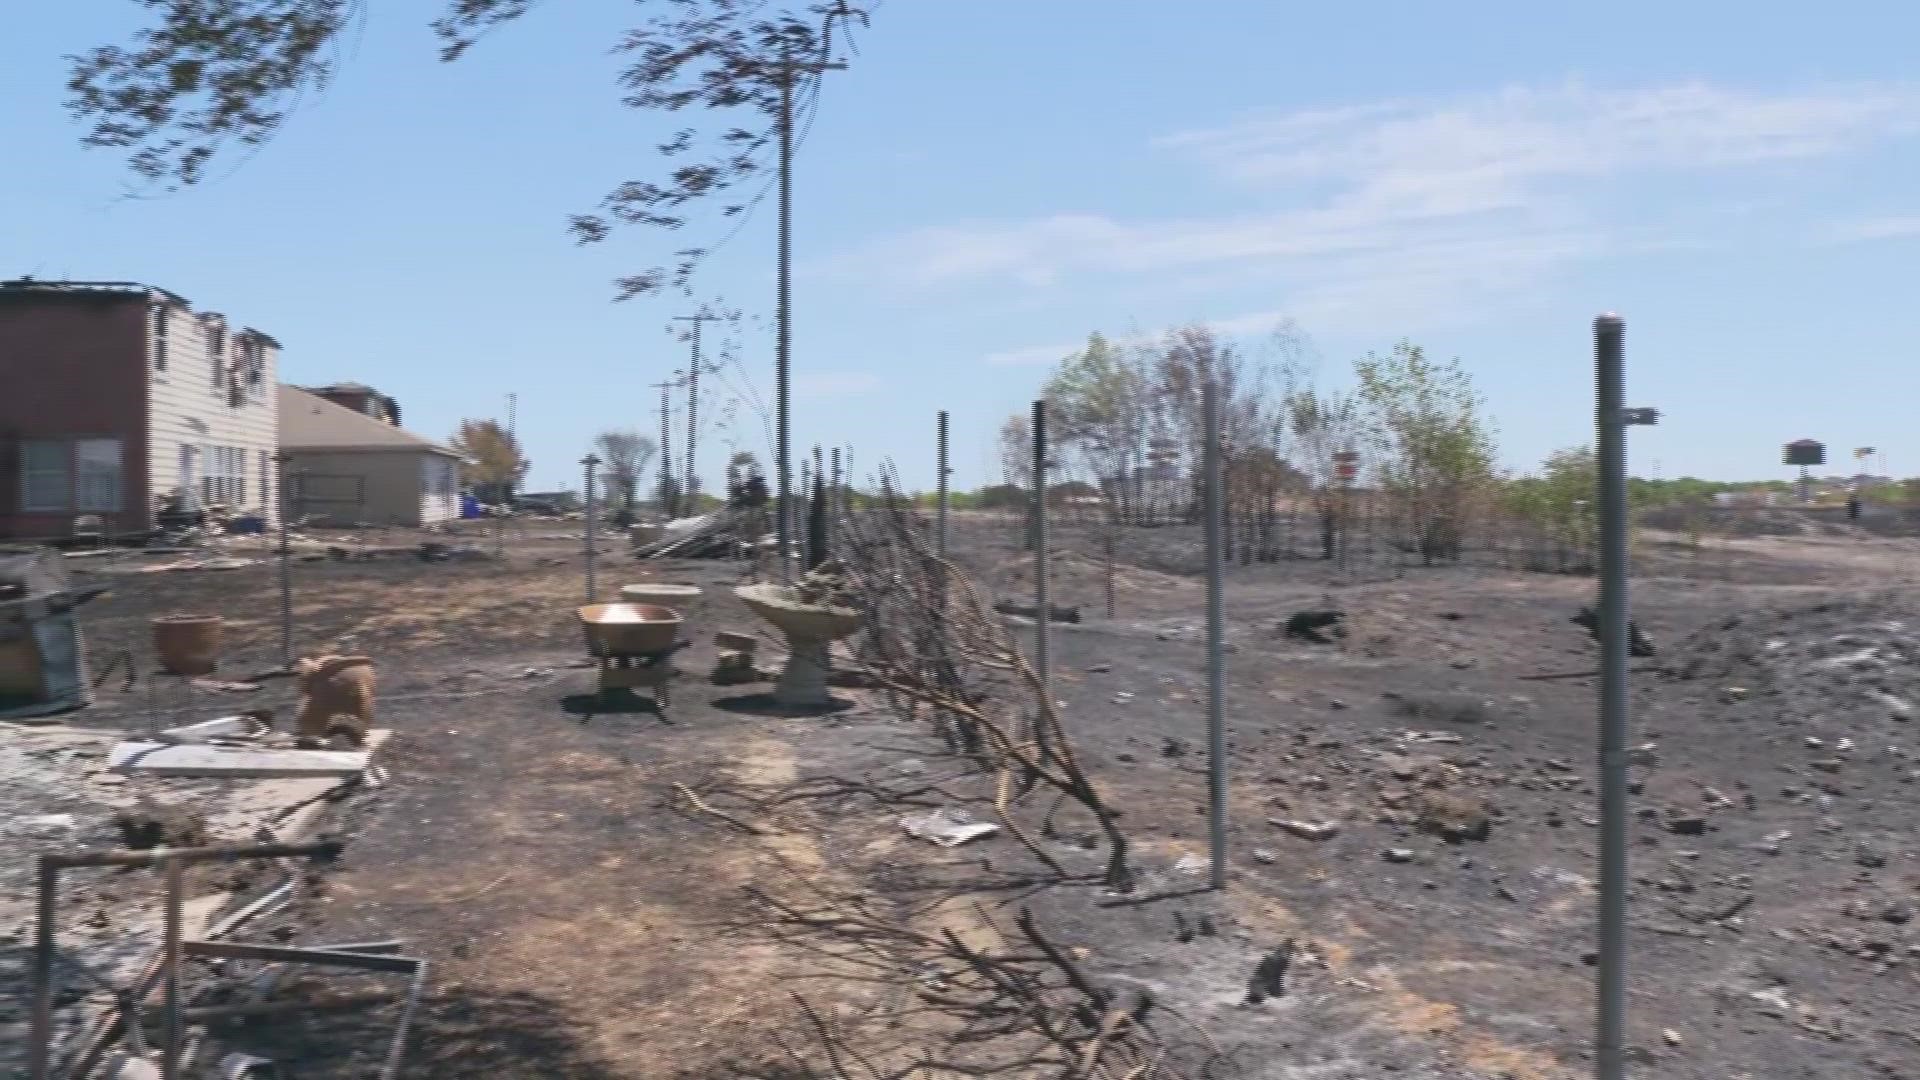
[278,385,460,457]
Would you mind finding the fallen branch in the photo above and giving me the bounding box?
[672,782,768,835]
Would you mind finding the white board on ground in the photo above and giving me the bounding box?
[108,732,388,778]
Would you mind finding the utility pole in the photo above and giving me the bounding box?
[651,376,678,517]
[674,311,722,514]
[773,42,847,581]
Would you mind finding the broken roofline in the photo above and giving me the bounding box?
[0,277,283,347]
[0,278,190,307]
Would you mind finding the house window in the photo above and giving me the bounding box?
[18,438,123,513]
[75,439,123,513]
[236,336,267,404]
[152,306,169,370]
[200,445,247,507]
[20,441,71,512]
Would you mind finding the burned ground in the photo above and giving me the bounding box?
[5,517,1920,1078]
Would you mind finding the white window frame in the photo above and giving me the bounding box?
[200,445,248,507]
[18,438,123,514]
[74,439,124,513]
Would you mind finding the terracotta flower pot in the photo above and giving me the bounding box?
[152,615,224,677]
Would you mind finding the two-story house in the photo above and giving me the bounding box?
[0,279,281,540]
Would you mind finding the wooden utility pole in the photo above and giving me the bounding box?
[673,311,722,515]
[773,42,846,580]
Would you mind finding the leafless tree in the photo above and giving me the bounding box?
[65,0,873,299]
[595,430,657,520]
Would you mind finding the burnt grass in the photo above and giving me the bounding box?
[22,518,1920,1079]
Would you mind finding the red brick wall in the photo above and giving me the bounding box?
[0,294,150,539]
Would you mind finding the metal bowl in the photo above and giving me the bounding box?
[579,603,683,656]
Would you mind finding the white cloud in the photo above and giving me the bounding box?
[1830,215,1920,242]
[820,80,1920,344]
[1158,81,1920,195]
[981,311,1305,369]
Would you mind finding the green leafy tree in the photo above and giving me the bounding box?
[1277,357,1365,560]
[1354,341,1497,565]
[974,484,1028,511]
[1043,332,1151,519]
[448,418,527,502]
[1503,446,1600,567]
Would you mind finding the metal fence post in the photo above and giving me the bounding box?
[830,447,842,557]
[582,454,600,604]
[1202,378,1228,890]
[1594,312,1629,1080]
[1104,528,1117,619]
[1032,401,1051,725]
[937,410,950,561]
[275,453,294,672]
[799,456,813,570]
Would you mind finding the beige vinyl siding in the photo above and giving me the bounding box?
[284,449,460,527]
[419,454,459,525]
[145,301,279,525]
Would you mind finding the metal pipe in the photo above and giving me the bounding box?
[162,856,183,1080]
[1202,377,1228,891]
[1594,311,1629,1080]
[380,962,431,1080]
[936,411,950,561]
[1104,529,1117,619]
[798,457,812,569]
[1031,399,1051,749]
[180,941,423,974]
[44,839,342,871]
[30,857,56,1080]
[275,454,293,670]
[582,454,601,603]
[775,45,795,584]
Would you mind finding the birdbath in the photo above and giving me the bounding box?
[734,582,861,708]
[620,582,702,607]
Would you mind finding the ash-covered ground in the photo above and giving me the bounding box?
[4,516,1917,1079]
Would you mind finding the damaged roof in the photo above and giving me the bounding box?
[278,385,460,457]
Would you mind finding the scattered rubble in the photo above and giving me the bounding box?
[1271,818,1340,841]
[901,809,1000,847]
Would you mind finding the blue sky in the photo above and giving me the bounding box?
[7,1,1920,492]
